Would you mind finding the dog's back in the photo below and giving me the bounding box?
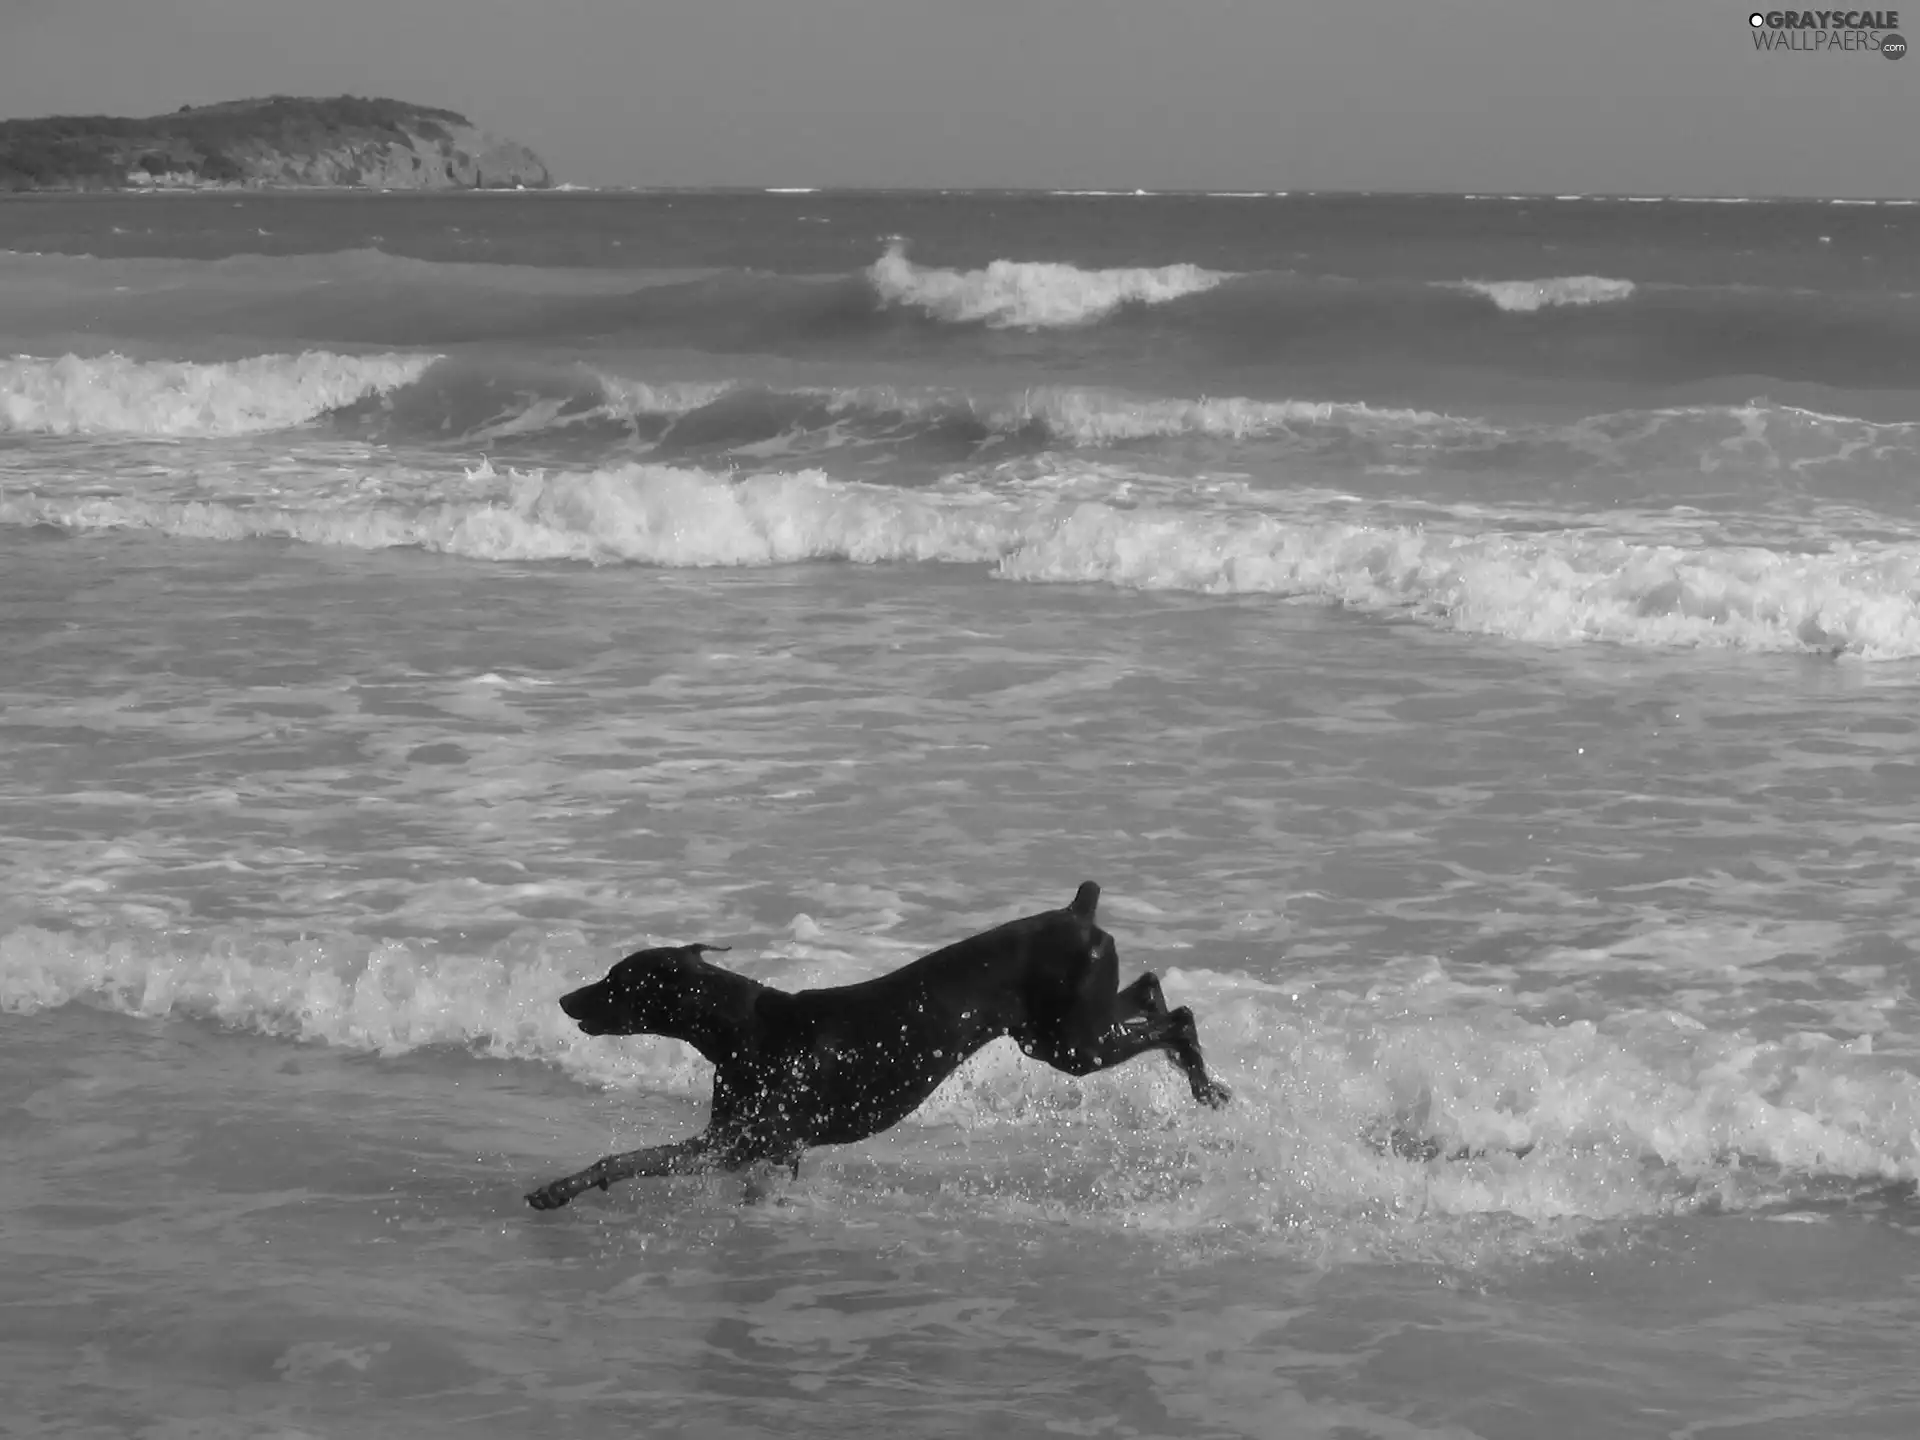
[721,888,1105,1147]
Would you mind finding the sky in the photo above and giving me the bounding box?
[0,0,1914,196]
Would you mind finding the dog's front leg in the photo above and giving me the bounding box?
[525,1136,717,1210]
[737,1147,805,1206]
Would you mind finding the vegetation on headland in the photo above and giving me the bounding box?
[0,95,552,192]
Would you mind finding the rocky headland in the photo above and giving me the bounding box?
[0,95,552,192]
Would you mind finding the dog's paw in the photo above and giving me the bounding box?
[1195,1077,1232,1109]
[525,1181,574,1211]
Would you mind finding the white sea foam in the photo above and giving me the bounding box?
[1447,276,1638,313]
[866,240,1229,328]
[1,462,1023,568]
[979,388,1469,444]
[455,373,740,441]
[10,459,1920,657]
[1000,504,1920,658]
[6,923,1917,1228]
[357,364,1920,469]
[0,351,437,437]
[790,381,1469,446]
[600,376,740,415]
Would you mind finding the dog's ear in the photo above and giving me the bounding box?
[1069,881,1100,919]
[686,943,731,956]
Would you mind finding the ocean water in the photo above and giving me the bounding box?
[5,189,1920,1439]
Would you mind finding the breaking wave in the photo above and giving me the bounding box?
[0,351,436,437]
[344,364,1482,456]
[1447,275,1638,312]
[6,247,1918,389]
[10,459,1920,657]
[17,345,1910,482]
[997,504,1920,658]
[6,920,1919,1235]
[0,346,1470,449]
[865,239,1230,328]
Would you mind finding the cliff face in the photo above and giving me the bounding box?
[0,96,553,192]
[171,120,551,190]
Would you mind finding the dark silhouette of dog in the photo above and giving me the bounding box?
[525,882,1231,1210]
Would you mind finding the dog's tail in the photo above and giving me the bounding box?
[1069,881,1099,919]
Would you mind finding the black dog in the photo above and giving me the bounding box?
[525,882,1231,1210]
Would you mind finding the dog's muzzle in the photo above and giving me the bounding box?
[559,984,604,1030]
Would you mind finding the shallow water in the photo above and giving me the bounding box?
[11,1010,1920,1440]
[6,191,1920,1437]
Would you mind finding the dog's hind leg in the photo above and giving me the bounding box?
[525,1135,720,1211]
[1104,972,1233,1107]
[1022,973,1233,1109]
[1155,1005,1233,1108]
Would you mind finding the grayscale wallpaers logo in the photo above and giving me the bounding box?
[1748,10,1907,54]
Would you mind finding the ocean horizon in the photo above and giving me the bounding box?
[48,183,1915,200]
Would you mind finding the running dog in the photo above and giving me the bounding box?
[525,882,1231,1209]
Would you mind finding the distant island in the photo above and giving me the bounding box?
[0,95,552,192]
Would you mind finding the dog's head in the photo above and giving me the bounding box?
[558,942,732,1036]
